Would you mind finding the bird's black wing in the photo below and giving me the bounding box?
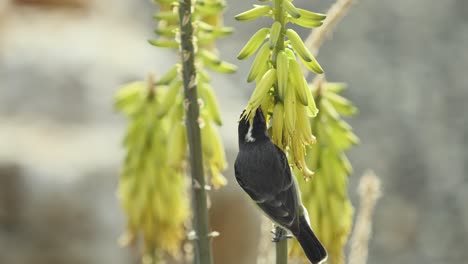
[234,163,268,203]
[253,144,300,230]
[234,142,298,229]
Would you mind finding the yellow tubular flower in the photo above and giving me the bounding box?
[289,59,309,106]
[248,43,271,83]
[235,5,272,21]
[237,28,270,60]
[199,83,223,125]
[296,103,315,146]
[284,80,297,135]
[168,120,188,169]
[272,103,285,149]
[276,50,289,100]
[290,81,357,264]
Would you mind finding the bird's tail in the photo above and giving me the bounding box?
[293,216,328,264]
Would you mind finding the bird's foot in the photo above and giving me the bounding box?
[271,227,293,242]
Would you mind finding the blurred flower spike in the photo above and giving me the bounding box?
[149,0,236,188]
[237,0,325,182]
[290,80,359,264]
[115,0,236,261]
[114,79,189,261]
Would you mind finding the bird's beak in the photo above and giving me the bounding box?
[256,107,263,115]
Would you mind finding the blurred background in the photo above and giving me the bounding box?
[1,0,467,263]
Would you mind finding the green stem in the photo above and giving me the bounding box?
[273,0,286,66]
[272,0,285,102]
[275,227,288,264]
[178,1,213,264]
[273,1,288,263]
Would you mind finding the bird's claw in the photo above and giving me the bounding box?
[271,234,293,242]
[271,227,292,242]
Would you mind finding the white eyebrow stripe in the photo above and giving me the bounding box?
[245,124,256,142]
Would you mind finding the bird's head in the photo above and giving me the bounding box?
[238,107,269,145]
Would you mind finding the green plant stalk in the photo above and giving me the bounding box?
[178,0,213,263]
[273,0,287,263]
[273,0,285,66]
[275,226,288,264]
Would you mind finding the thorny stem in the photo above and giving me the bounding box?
[178,0,213,263]
[273,0,288,263]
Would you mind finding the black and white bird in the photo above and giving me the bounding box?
[234,108,328,264]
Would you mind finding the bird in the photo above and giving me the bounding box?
[234,107,328,264]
